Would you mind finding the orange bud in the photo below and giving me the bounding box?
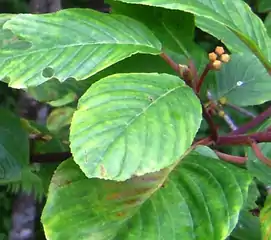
[212,60,222,70]
[220,54,230,63]
[215,46,225,55]
[208,52,217,62]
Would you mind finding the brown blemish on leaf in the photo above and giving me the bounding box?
[100,165,107,177]
[116,212,126,217]
[106,193,121,200]
[124,198,141,206]
[148,96,154,102]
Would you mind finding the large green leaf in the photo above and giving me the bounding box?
[42,153,252,240]
[70,73,202,181]
[0,108,29,183]
[113,0,271,70]
[260,194,271,240]
[247,118,271,185]
[0,8,161,88]
[209,53,271,107]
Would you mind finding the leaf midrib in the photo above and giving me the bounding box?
[85,84,185,177]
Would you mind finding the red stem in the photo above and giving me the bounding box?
[217,131,271,145]
[160,52,179,73]
[229,105,271,135]
[214,150,247,164]
[249,139,271,167]
[196,63,212,93]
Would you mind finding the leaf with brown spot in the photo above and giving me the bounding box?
[42,151,251,240]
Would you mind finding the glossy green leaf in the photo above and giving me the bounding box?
[260,194,271,239]
[70,73,202,181]
[42,152,251,240]
[209,53,271,107]
[247,118,271,185]
[0,108,28,183]
[0,8,161,88]
[114,0,271,70]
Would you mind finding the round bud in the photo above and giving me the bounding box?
[218,110,225,117]
[219,97,227,105]
[215,46,225,55]
[220,54,230,63]
[212,60,222,70]
[208,52,217,62]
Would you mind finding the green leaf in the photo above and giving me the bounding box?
[108,0,208,72]
[247,118,271,185]
[260,194,271,239]
[265,13,271,37]
[113,0,271,70]
[209,53,271,107]
[0,8,161,88]
[258,0,271,13]
[47,107,75,140]
[47,107,75,133]
[70,73,202,181]
[195,17,250,53]
[0,108,29,183]
[42,152,252,240]
[27,53,175,106]
[230,182,261,240]
[230,211,261,240]
[27,78,90,106]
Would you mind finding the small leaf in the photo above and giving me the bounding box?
[210,53,271,107]
[260,194,271,240]
[47,107,75,133]
[0,108,29,183]
[0,8,161,88]
[70,73,202,181]
[247,118,271,185]
[42,153,252,240]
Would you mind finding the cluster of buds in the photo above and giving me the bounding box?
[208,46,230,70]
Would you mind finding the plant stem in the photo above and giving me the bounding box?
[249,139,271,167]
[214,150,247,164]
[228,105,271,135]
[202,105,219,141]
[217,131,271,145]
[196,63,212,93]
[160,52,179,73]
